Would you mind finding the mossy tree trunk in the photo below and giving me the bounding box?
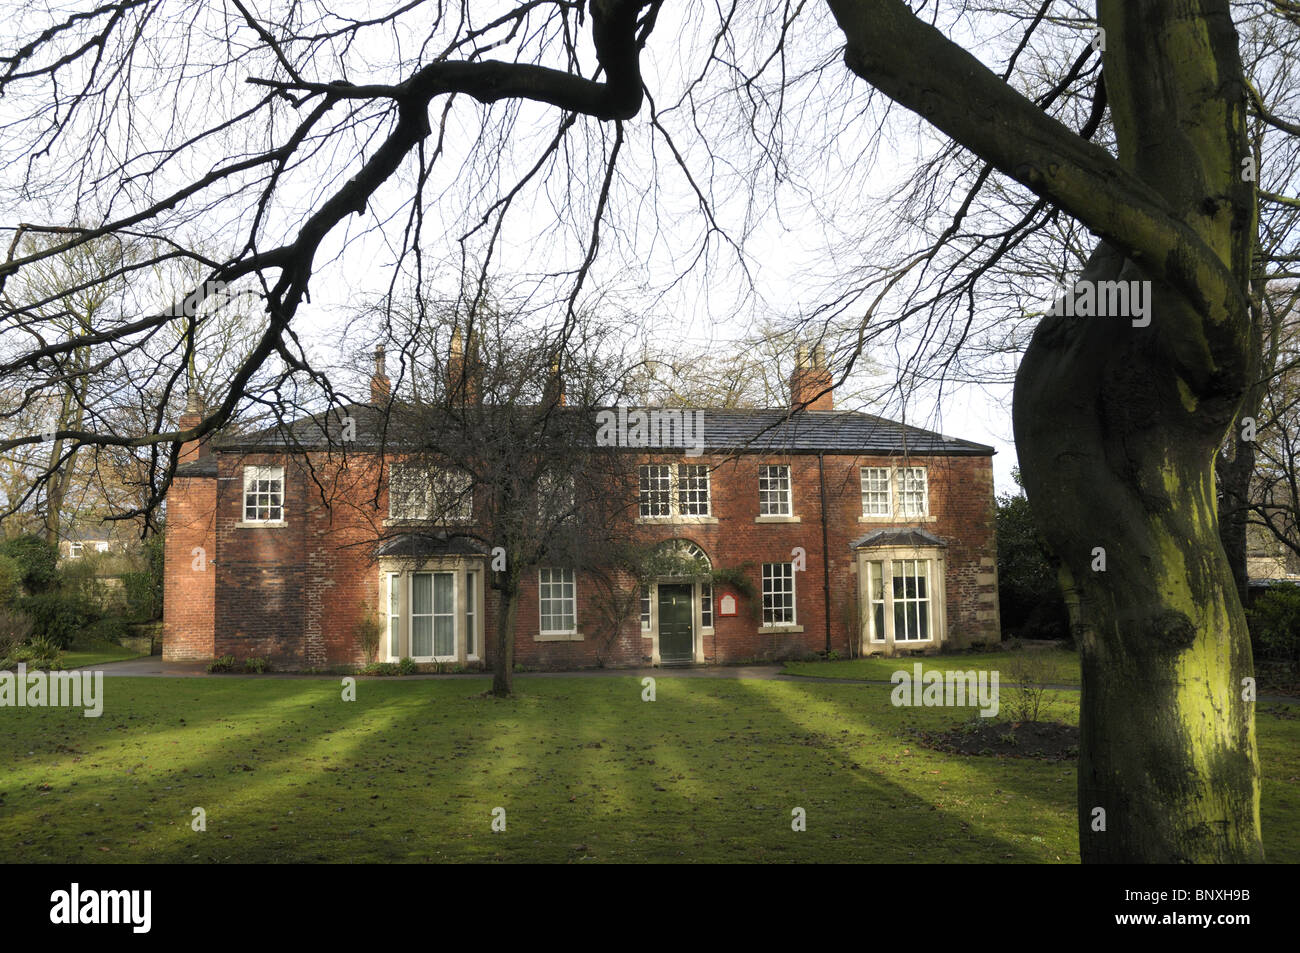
[827,0,1263,860]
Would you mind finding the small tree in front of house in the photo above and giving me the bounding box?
[382,300,642,697]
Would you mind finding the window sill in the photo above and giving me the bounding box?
[383,517,474,527]
[758,624,803,634]
[857,515,937,524]
[235,521,287,529]
[637,516,719,525]
[535,631,584,642]
[755,515,801,523]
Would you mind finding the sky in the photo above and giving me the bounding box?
[0,1,1027,497]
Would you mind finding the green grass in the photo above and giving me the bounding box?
[0,676,1294,863]
[782,647,1082,686]
[60,640,149,669]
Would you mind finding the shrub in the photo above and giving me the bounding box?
[58,555,111,610]
[359,661,399,676]
[355,610,383,664]
[82,615,131,646]
[0,607,35,657]
[120,534,164,621]
[397,656,418,676]
[0,535,59,594]
[1248,583,1300,668]
[1002,652,1055,723]
[206,654,236,673]
[0,554,22,607]
[996,474,1070,641]
[242,656,270,673]
[17,591,97,649]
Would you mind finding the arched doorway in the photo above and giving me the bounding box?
[646,540,713,665]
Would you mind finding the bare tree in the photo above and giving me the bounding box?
[0,0,1295,861]
[377,299,642,696]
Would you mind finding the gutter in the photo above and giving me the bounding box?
[818,451,832,655]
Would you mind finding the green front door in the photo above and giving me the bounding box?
[658,584,694,663]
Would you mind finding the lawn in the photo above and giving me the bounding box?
[60,640,150,669]
[782,647,1082,686]
[0,675,1295,863]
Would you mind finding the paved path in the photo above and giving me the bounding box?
[57,656,1300,703]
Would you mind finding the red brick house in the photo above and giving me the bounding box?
[162,351,999,669]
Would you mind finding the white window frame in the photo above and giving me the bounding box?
[465,570,479,661]
[758,464,792,516]
[409,570,458,663]
[761,562,797,626]
[389,464,473,523]
[243,465,285,523]
[640,586,652,632]
[380,561,482,664]
[858,548,946,650]
[389,463,432,520]
[68,542,83,558]
[860,465,930,520]
[638,463,712,520]
[638,464,674,517]
[538,567,578,636]
[860,467,892,517]
[676,464,712,516]
[898,467,929,518]
[386,572,401,660]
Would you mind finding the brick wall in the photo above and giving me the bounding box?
[161,475,217,660]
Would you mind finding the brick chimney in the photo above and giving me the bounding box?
[789,343,833,410]
[544,356,565,407]
[447,326,481,404]
[178,389,209,465]
[370,345,391,403]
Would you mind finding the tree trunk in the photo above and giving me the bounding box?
[1217,431,1256,606]
[491,574,519,697]
[1015,243,1263,863]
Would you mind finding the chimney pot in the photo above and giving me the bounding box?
[370,345,392,403]
[178,390,208,465]
[789,341,833,411]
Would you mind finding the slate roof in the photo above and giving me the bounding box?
[375,533,488,560]
[175,457,218,478]
[850,528,948,549]
[212,402,994,457]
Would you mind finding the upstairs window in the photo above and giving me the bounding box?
[677,465,711,516]
[758,465,792,516]
[860,466,929,519]
[899,467,929,517]
[639,464,711,518]
[243,466,284,522]
[389,465,473,522]
[389,464,431,520]
[639,464,673,517]
[860,467,891,516]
